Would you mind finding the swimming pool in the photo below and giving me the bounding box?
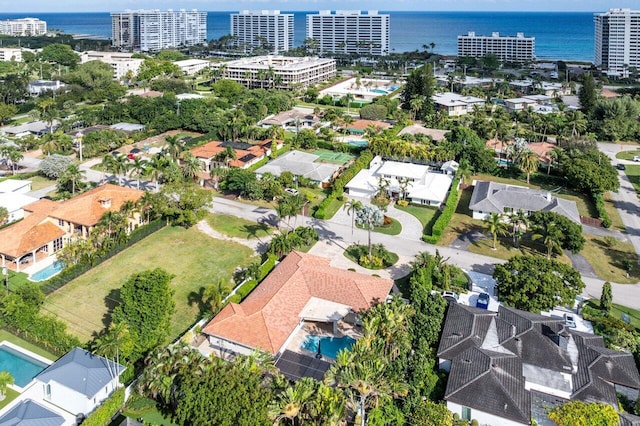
[0,344,49,387]
[371,88,389,94]
[347,140,369,147]
[30,261,64,282]
[300,335,356,359]
[497,158,513,167]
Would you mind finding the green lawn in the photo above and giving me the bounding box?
[587,299,640,330]
[357,217,402,236]
[322,197,344,220]
[623,164,640,195]
[0,388,19,410]
[43,226,257,343]
[580,235,640,283]
[616,150,640,161]
[206,214,272,239]
[6,270,30,291]
[395,204,439,234]
[28,175,56,191]
[0,330,57,361]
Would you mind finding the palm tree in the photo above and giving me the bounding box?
[181,152,203,181]
[518,149,540,184]
[147,155,167,192]
[164,135,184,163]
[203,279,230,314]
[130,157,148,190]
[546,146,564,175]
[532,220,563,259]
[355,205,384,261]
[409,96,423,121]
[0,371,14,401]
[510,210,528,248]
[110,155,130,186]
[484,213,509,250]
[60,164,85,195]
[93,322,132,379]
[343,199,363,241]
[269,379,315,425]
[343,93,355,114]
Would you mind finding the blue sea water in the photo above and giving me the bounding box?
[0,11,595,61]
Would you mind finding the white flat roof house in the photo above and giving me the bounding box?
[255,150,341,186]
[0,192,38,224]
[0,179,32,194]
[79,51,144,80]
[174,58,211,76]
[346,156,456,206]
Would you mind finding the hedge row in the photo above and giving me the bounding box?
[314,150,374,219]
[228,255,278,304]
[593,193,612,228]
[42,219,165,294]
[423,173,461,244]
[82,388,125,426]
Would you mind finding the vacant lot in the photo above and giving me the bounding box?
[207,214,272,239]
[43,226,257,343]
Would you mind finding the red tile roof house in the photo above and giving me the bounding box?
[0,184,144,273]
[189,139,283,173]
[202,251,393,360]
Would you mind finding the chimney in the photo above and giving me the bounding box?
[98,198,112,209]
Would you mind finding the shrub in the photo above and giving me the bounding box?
[39,154,73,179]
[423,173,461,243]
[593,193,612,228]
[397,199,409,207]
[359,104,388,120]
[345,244,398,269]
[82,388,125,426]
[603,236,617,248]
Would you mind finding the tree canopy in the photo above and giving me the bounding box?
[38,43,79,67]
[548,401,618,426]
[494,255,585,312]
[528,211,585,253]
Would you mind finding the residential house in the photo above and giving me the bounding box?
[173,59,211,76]
[433,92,485,116]
[109,123,145,134]
[1,120,60,138]
[0,192,38,224]
[397,124,449,142]
[527,142,557,167]
[504,97,539,112]
[203,251,392,379]
[259,109,324,133]
[345,156,457,206]
[341,119,391,136]
[437,303,640,425]
[255,150,342,187]
[0,184,145,272]
[469,180,580,223]
[190,139,281,172]
[0,179,32,194]
[0,347,125,425]
[27,80,65,97]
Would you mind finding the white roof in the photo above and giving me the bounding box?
[299,297,351,322]
[174,59,210,67]
[433,92,485,106]
[523,94,552,101]
[407,173,453,203]
[377,161,429,180]
[505,97,538,104]
[255,150,339,183]
[0,179,31,193]
[0,193,37,212]
[345,168,378,193]
[176,93,204,100]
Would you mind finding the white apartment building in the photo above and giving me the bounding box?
[594,8,640,78]
[0,48,28,62]
[231,10,294,54]
[111,9,207,52]
[0,18,47,36]
[174,58,211,76]
[79,51,144,80]
[210,56,336,90]
[306,10,390,56]
[457,31,535,62]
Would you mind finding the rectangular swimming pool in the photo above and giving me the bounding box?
[0,344,49,387]
[300,335,355,359]
[30,260,64,282]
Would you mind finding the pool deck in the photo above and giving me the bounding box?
[285,321,361,359]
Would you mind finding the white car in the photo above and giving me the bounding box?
[284,188,299,196]
[633,156,640,162]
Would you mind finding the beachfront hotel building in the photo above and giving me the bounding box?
[111,9,207,52]
[594,8,640,78]
[306,10,390,56]
[230,10,294,54]
[457,31,535,62]
[0,18,46,36]
[210,56,336,90]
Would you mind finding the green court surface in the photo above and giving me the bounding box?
[312,150,354,165]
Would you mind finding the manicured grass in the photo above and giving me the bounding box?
[395,204,438,234]
[616,150,640,161]
[322,197,344,220]
[122,397,178,426]
[206,214,272,239]
[603,192,626,232]
[0,388,19,410]
[6,270,30,291]
[467,236,572,266]
[43,226,257,343]
[587,299,640,331]
[357,217,402,236]
[27,175,56,191]
[623,164,640,195]
[0,330,57,361]
[344,244,399,270]
[580,235,640,283]
[439,187,481,246]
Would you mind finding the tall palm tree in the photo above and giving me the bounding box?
[510,210,529,248]
[518,149,540,184]
[93,322,132,379]
[0,371,14,401]
[343,93,355,115]
[164,135,184,163]
[181,152,203,181]
[355,205,384,261]
[147,155,167,192]
[60,164,85,195]
[343,199,363,241]
[130,157,148,190]
[532,220,563,259]
[110,155,130,186]
[203,279,230,315]
[484,213,509,250]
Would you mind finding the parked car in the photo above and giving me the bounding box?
[564,313,577,328]
[284,188,299,196]
[476,293,490,310]
[633,156,640,162]
[616,163,626,170]
[441,291,459,302]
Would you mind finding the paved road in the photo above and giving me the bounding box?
[210,197,640,309]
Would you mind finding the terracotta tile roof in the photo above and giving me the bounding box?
[348,119,392,131]
[138,90,163,98]
[190,141,268,168]
[22,198,59,215]
[527,142,556,163]
[0,211,64,258]
[203,251,393,354]
[47,184,143,227]
[190,141,225,159]
[486,138,512,152]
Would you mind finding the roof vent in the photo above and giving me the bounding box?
[98,197,112,209]
[462,359,472,364]
[452,332,463,337]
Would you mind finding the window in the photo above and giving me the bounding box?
[462,406,472,421]
[53,237,63,252]
[45,383,51,399]
[504,207,513,214]
[58,219,64,226]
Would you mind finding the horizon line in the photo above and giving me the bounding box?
[0,10,605,14]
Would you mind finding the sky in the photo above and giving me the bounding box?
[0,0,638,13]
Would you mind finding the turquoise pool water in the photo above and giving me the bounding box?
[371,88,389,94]
[497,158,513,166]
[30,261,64,282]
[301,335,356,359]
[0,345,48,387]
[347,140,369,147]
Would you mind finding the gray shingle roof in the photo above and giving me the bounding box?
[0,399,64,426]
[437,302,496,360]
[36,347,125,398]
[469,181,581,223]
[620,413,640,426]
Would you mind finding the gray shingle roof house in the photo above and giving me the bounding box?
[437,303,640,425]
[469,180,581,224]
[35,347,125,417]
[0,399,64,426]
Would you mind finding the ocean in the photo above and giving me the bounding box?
[0,11,595,61]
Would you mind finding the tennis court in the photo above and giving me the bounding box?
[312,150,355,165]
